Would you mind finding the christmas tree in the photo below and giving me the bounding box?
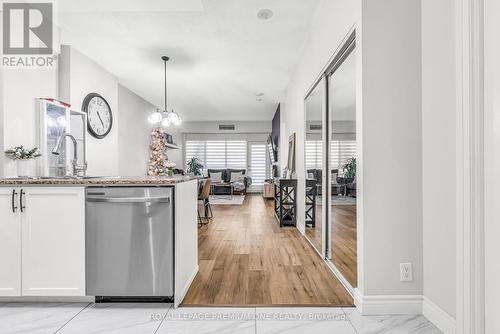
[148,128,170,176]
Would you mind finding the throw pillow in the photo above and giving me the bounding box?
[230,172,243,182]
[211,172,222,183]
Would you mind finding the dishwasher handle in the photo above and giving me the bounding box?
[87,196,170,204]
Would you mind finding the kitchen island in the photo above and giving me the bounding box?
[0,176,198,308]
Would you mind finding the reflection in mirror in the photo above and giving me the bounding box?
[304,79,325,253]
[328,48,357,287]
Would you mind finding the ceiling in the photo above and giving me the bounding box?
[58,0,321,121]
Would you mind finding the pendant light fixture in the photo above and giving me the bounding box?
[161,56,182,126]
[148,56,182,126]
[148,108,163,125]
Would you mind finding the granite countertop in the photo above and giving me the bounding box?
[0,175,196,186]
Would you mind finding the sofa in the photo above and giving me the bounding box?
[307,168,356,197]
[207,169,251,195]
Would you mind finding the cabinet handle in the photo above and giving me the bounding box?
[11,189,18,213]
[20,189,25,213]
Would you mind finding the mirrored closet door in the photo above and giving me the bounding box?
[304,78,326,254]
[327,43,357,288]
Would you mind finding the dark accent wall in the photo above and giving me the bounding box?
[271,104,280,177]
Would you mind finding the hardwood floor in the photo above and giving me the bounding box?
[182,194,353,306]
[305,203,323,252]
[331,204,357,288]
[305,200,358,288]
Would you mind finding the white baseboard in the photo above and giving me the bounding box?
[353,289,422,315]
[174,265,198,308]
[354,290,457,333]
[422,296,456,334]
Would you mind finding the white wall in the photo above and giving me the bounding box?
[0,6,58,176]
[117,84,154,176]
[421,0,456,318]
[117,84,183,175]
[360,0,422,297]
[484,0,500,332]
[59,46,119,176]
[180,121,271,134]
[0,69,58,176]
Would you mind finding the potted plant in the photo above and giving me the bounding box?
[186,157,204,176]
[165,161,176,176]
[342,157,357,181]
[4,146,41,177]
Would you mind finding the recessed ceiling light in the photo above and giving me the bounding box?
[257,9,274,20]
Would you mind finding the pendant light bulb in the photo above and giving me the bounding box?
[161,116,171,127]
[148,109,163,125]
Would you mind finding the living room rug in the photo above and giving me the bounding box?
[332,196,357,205]
[210,195,245,205]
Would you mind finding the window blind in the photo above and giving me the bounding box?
[250,143,267,186]
[226,140,247,169]
[306,140,323,170]
[330,140,356,171]
[185,140,247,171]
[185,140,205,167]
[305,139,356,172]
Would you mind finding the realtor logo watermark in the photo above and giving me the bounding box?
[2,0,56,68]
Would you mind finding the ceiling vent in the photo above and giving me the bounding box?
[309,124,322,131]
[219,124,236,131]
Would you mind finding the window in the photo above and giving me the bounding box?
[249,143,267,186]
[305,139,356,172]
[185,140,247,171]
[306,140,323,170]
[185,140,205,167]
[330,140,356,171]
[226,141,247,169]
[206,141,227,169]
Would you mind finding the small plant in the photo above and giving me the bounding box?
[187,157,204,176]
[165,161,176,176]
[5,146,41,160]
[342,157,356,179]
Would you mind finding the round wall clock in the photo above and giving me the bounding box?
[82,93,113,139]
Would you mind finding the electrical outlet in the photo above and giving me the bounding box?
[400,263,413,282]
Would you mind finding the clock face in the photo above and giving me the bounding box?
[82,93,113,139]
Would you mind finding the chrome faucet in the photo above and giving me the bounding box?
[52,134,87,177]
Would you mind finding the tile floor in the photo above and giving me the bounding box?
[0,303,443,334]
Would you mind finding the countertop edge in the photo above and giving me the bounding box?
[0,176,198,186]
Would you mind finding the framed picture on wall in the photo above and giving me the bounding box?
[287,133,296,176]
[164,133,173,144]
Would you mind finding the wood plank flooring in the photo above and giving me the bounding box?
[305,202,358,288]
[331,204,357,287]
[182,194,353,306]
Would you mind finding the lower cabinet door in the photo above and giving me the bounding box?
[21,187,85,296]
[0,188,21,296]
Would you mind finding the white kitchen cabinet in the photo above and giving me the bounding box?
[174,180,198,307]
[0,186,85,297]
[0,188,21,296]
[22,187,85,296]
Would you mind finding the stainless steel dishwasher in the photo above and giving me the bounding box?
[86,187,173,302]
